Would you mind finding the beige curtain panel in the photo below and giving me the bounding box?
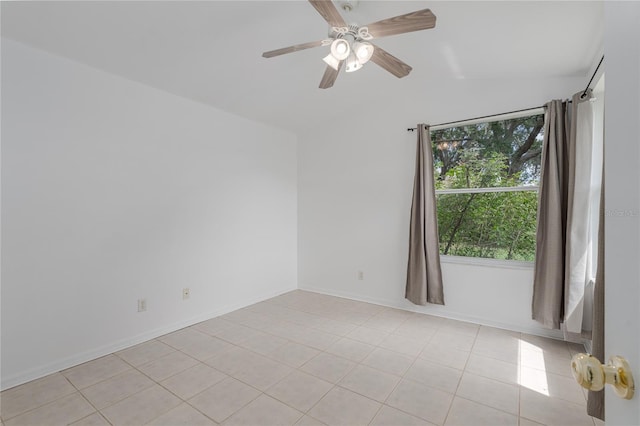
[532,100,570,328]
[533,93,604,336]
[532,94,605,421]
[406,124,444,305]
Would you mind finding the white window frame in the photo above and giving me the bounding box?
[432,107,544,266]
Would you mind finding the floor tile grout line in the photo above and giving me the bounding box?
[67,377,114,425]
[136,384,220,426]
[441,329,478,426]
[379,359,409,405]
[180,398,227,425]
[75,410,113,426]
[72,359,155,415]
[222,300,444,348]
[151,372,264,425]
[205,316,340,351]
[517,344,523,423]
[69,340,265,413]
[262,372,335,415]
[438,378,525,419]
[243,304,375,330]
[96,377,177,425]
[517,375,523,425]
[249,296,415,330]
[62,354,141,393]
[465,357,585,407]
[453,394,520,420]
[219,312,458,368]
[3,391,103,426]
[129,347,201,384]
[366,401,385,425]
[182,343,323,419]
[378,341,448,425]
[148,359,227,399]
[93,350,210,420]
[0,375,84,423]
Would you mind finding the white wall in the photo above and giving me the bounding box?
[603,2,640,424]
[1,39,298,390]
[298,76,588,337]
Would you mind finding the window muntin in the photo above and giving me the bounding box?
[432,114,544,262]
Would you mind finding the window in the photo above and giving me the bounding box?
[432,112,544,262]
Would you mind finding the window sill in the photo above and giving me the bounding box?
[440,255,534,270]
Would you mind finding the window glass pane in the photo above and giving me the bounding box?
[432,115,544,189]
[436,191,537,261]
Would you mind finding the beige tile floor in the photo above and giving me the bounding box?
[0,290,604,426]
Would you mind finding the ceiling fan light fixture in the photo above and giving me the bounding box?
[262,1,436,89]
[323,53,340,71]
[353,41,374,64]
[345,51,363,73]
[330,38,350,60]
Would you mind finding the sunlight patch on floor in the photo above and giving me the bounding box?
[518,340,549,396]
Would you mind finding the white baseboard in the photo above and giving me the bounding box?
[1,285,296,391]
[299,285,565,341]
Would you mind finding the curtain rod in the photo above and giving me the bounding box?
[407,106,544,132]
[581,55,604,99]
[408,55,605,132]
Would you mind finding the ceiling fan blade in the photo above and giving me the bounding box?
[370,44,412,78]
[319,61,343,89]
[308,0,347,28]
[365,9,436,39]
[263,40,325,58]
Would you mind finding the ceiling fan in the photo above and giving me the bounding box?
[262,0,436,89]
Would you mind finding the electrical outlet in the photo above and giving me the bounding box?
[137,298,147,312]
[182,288,190,300]
[357,270,364,280]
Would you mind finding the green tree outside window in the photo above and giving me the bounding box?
[432,114,543,261]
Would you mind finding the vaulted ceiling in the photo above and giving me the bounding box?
[2,1,604,134]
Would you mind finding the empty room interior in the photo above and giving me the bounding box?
[2,1,640,426]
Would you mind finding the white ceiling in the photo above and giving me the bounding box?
[1,1,604,134]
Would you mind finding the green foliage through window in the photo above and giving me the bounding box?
[432,114,544,262]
